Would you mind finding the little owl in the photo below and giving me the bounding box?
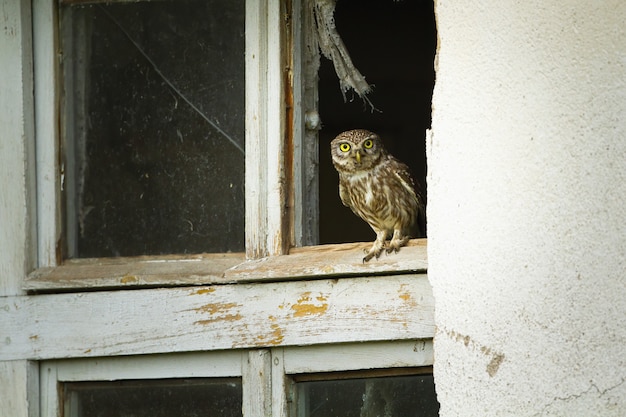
[331,129,424,262]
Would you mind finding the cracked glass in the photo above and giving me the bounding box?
[60,0,245,258]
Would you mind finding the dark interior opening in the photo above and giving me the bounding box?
[318,0,436,244]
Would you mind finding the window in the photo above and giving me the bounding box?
[30,0,434,287]
[2,0,439,416]
[34,0,435,269]
[60,0,246,258]
[295,373,438,417]
[41,342,437,417]
[64,378,243,417]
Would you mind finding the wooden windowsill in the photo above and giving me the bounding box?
[25,239,427,293]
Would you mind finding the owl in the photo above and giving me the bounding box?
[331,129,424,262]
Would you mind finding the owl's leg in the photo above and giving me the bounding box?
[363,230,387,262]
[387,229,409,254]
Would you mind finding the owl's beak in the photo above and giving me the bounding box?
[355,151,361,164]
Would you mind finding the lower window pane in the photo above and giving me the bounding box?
[296,374,438,417]
[64,378,242,417]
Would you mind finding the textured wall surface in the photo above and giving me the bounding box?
[429,1,626,415]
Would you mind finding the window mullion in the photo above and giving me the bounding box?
[33,0,61,268]
[242,350,273,417]
[245,0,289,259]
[271,348,289,417]
[293,0,320,247]
[40,362,61,417]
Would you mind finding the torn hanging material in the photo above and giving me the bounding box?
[310,0,374,109]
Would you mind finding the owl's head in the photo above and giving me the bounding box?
[330,129,386,173]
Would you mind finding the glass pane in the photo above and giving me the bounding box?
[296,374,438,417]
[60,0,245,258]
[64,378,242,417]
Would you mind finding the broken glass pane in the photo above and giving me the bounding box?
[296,374,439,417]
[64,378,242,417]
[60,0,245,257]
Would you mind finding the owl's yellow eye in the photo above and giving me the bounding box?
[339,143,351,152]
[363,139,374,149]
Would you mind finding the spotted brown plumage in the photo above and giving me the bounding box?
[331,129,424,262]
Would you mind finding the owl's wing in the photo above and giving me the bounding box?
[391,159,420,197]
[391,157,426,236]
[338,181,350,207]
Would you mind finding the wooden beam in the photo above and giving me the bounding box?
[25,239,427,292]
[2,275,434,361]
[33,0,61,267]
[25,252,246,292]
[1,0,37,293]
[246,0,290,258]
[282,340,434,374]
[0,361,38,417]
[227,238,427,281]
[242,350,272,417]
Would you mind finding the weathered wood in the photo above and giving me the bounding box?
[24,239,427,291]
[25,252,246,291]
[1,2,39,416]
[265,0,290,257]
[1,0,36,295]
[282,340,434,374]
[53,350,243,381]
[292,0,320,247]
[0,361,38,417]
[227,238,427,281]
[245,0,268,259]
[242,350,272,417]
[33,0,61,267]
[2,275,434,361]
[40,362,59,417]
[270,348,289,417]
[246,0,290,258]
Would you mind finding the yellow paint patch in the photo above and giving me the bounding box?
[194,314,242,326]
[195,302,238,315]
[192,288,216,295]
[322,265,335,274]
[291,292,329,317]
[398,284,417,307]
[256,322,285,346]
[193,302,243,325]
[120,275,138,284]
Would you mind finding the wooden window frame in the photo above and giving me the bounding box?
[40,341,434,417]
[0,0,434,415]
[28,0,428,290]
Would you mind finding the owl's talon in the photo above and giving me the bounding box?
[386,246,400,254]
[363,247,384,263]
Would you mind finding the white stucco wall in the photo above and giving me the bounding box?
[429,1,626,416]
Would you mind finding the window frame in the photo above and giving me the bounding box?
[3,0,436,415]
[28,0,428,291]
[33,0,311,266]
[40,341,434,417]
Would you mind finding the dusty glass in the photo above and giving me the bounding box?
[60,0,245,258]
[64,378,242,417]
[296,374,439,417]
